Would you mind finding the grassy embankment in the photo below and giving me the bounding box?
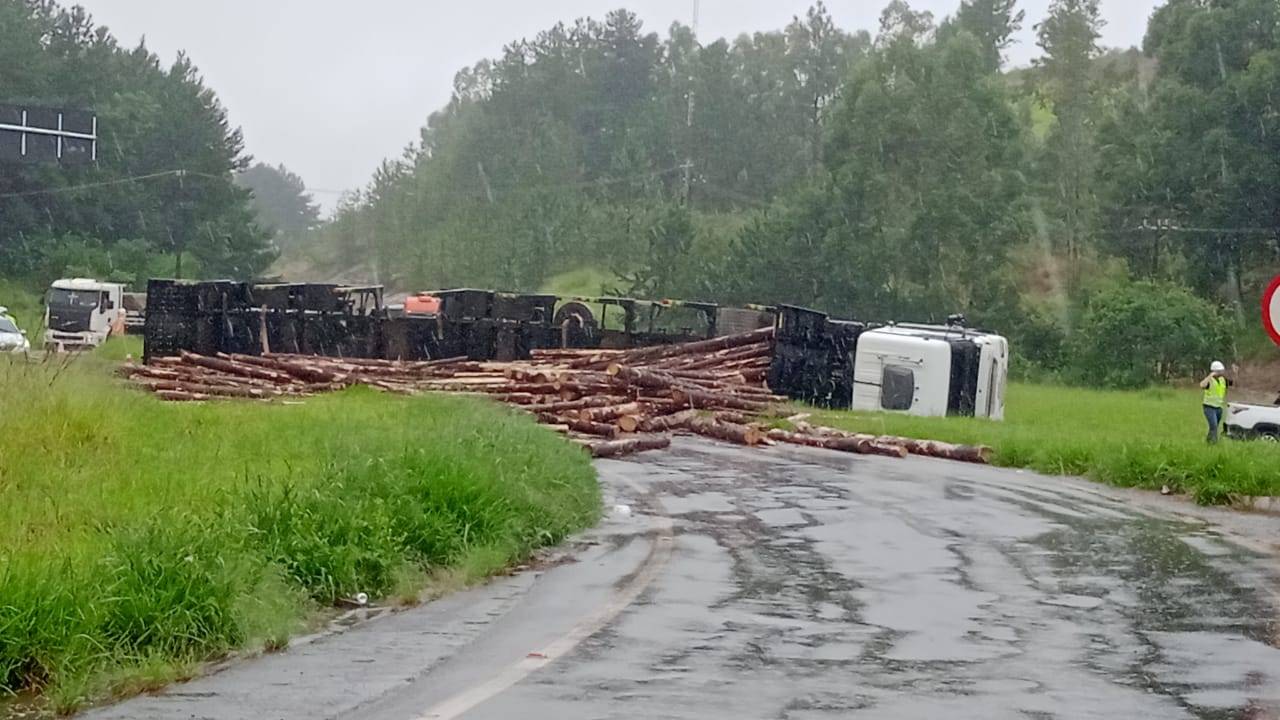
[0,357,600,712]
[814,382,1280,504]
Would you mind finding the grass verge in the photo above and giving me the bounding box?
[0,358,600,712]
[813,382,1280,504]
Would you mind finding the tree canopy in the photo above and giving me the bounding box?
[0,0,274,287]
[236,162,321,249]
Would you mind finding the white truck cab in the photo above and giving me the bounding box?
[851,324,1009,420]
[44,278,127,352]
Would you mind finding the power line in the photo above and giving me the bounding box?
[0,168,223,199]
[1114,224,1277,237]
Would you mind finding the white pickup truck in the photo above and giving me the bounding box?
[1225,399,1280,442]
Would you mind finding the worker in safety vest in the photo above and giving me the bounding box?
[1199,361,1230,444]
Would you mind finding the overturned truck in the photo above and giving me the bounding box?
[142,279,1007,419]
[770,305,1008,418]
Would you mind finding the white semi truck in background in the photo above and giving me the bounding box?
[43,278,127,352]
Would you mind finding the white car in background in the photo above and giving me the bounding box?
[0,308,31,354]
[1226,400,1280,442]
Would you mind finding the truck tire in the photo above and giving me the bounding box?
[553,302,599,348]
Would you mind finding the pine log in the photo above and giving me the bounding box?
[554,381,618,399]
[531,348,624,359]
[136,379,281,399]
[154,389,210,402]
[765,429,908,459]
[227,354,342,384]
[670,387,770,412]
[713,411,756,426]
[687,416,764,446]
[571,327,775,369]
[661,368,740,383]
[615,415,641,433]
[660,342,772,371]
[497,393,543,405]
[477,382,561,395]
[523,396,625,414]
[581,435,672,459]
[636,409,700,433]
[792,423,991,464]
[577,401,648,423]
[537,413,618,438]
[871,436,992,464]
[180,352,294,384]
[606,365,682,391]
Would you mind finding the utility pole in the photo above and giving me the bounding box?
[682,0,700,206]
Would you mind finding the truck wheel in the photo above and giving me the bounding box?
[553,302,599,348]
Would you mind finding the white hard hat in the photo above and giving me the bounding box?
[1211,361,1226,372]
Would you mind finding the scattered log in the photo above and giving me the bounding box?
[570,327,774,369]
[789,423,990,464]
[765,429,908,459]
[873,435,992,464]
[180,351,293,384]
[138,379,278,399]
[228,353,345,384]
[661,343,773,372]
[496,393,544,405]
[538,414,618,439]
[687,416,765,446]
[670,387,770,413]
[606,364,682,391]
[713,411,756,426]
[554,381,618,399]
[580,435,671,459]
[523,396,624,415]
[637,409,699,433]
[578,401,648,423]
[154,389,210,402]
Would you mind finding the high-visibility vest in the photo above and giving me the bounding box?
[1203,376,1227,408]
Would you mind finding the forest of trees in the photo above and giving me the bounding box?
[306,0,1278,383]
[0,0,274,288]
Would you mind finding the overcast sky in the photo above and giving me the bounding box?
[72,0,1162,211]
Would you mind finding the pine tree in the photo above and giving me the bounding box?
[1035,0,1104,292]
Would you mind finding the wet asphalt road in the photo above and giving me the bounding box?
[84,438,1280,719]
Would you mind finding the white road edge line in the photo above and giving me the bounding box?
[413,516,676,720]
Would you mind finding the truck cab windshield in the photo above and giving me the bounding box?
[49,289,100,308]
[0,318,17,333]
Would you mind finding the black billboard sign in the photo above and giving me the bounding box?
[0,104,97,164]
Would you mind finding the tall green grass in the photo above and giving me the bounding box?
[814,382,1280,503]
[0,359,599,710]
[0,279,43,334]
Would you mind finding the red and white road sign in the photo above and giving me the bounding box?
[1264,275,1280,346]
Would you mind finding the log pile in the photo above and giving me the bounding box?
[121,328,990,465]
